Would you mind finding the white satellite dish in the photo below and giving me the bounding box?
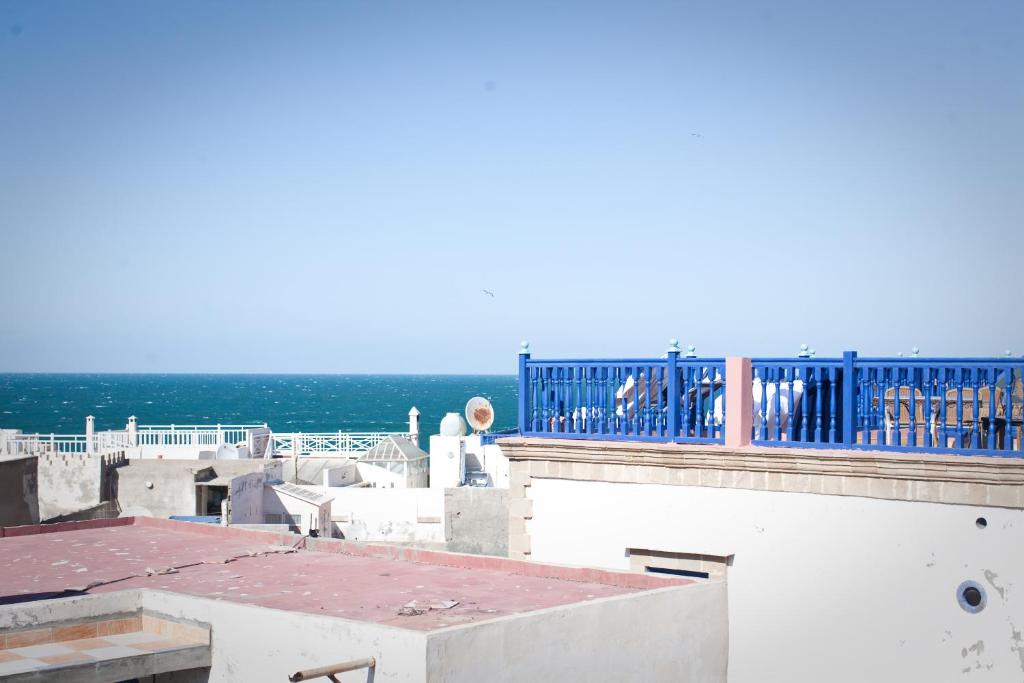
[465,396,495,433]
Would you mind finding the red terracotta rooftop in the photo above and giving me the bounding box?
[0,518,686,631]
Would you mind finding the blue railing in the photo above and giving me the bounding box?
[751,357,844,446]
[851,357,1022,456]
[480,428,518,446]
[517,347,1024,457]
[517,349,726,444]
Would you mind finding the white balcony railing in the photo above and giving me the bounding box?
[271,432,414,457]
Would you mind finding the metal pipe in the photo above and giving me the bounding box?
[288,657,376,682]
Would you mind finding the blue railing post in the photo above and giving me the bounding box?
[842,351,857,446]
[666,339,681,441]
[517,341,531,434]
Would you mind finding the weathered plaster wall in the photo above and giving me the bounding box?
[0,455,38,526]
[113,461,199,518]
[262,489,331,536]
[326,487,443,543]
[112,460,279,519]
[228,471,264,524]
[525,475,1024,682]
[425,582,727,683]
[444,487,509,556]
[37,452,125,520]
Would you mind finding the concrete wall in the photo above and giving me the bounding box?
[425,582,727,683]
[315,487,507,552]
[114,461,199,518]
[262,489,331,536]
[0,455,38,526]
[228,471,264,524]
[113,460,280,519]
[526,477,1024,683]
[444,487,509,556]
[142,590,428,683]
[0,590,427,683]
[37,452,125,520]
[0,580,726,683]
[326,487,443,543]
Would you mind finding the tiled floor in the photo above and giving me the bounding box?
[0,629,200,676]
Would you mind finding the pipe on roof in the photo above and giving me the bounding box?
[288,657,376,682]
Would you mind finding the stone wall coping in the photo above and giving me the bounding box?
[498,437,1024,485]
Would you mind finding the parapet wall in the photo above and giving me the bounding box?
[0,456,38,526]
[37,451,127,521]
[500,437,1024,682]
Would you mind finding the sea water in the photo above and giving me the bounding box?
[0,374,517,447]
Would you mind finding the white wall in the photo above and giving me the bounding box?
[143,590,429,683]
[356,461,407,488]
[323,462,359,487]
[426,583,727,682]
[526,478,1024,683]
[228,471,264,524]
[262,488,331,537]
[429,435,464,488]
[325,487,444,543]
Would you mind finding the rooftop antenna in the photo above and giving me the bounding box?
[465,396,495,434]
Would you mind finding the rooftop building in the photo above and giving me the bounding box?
[0,518,727,681]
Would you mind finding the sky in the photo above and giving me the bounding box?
[1,1,1022,373]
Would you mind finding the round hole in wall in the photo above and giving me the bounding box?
[976,517,987,529]
[956,580,987,613]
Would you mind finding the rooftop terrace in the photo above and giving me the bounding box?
[0,518,682,632]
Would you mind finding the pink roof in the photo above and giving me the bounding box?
[0,518,687,632]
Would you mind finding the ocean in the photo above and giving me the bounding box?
[0,374,518,447]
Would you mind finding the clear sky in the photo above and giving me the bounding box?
[1,1,1021,373]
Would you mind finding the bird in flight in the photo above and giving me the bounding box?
[482,289,495,298]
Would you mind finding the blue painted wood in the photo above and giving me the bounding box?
[518,352,1021,455]
[987,366,997,451]
[828,366,837,443]
[772,367,782,441]
[842,351,857,446]
[923,366,934,449]
[517,350,530,433]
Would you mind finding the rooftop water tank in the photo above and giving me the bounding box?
[440,412,467,437]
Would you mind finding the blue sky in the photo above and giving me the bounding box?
[1,1,1021,373]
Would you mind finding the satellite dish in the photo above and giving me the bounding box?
[465,396,495,433]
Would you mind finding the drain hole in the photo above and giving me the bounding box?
[976,517,987,529]
[957,581,987,613]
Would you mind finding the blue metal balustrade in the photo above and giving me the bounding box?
[517,344,725,444]
[851,358,1023,456]
[515,344,1024,457]
[750,357,844,446]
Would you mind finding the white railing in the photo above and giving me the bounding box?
[4,431,132,456]
[1,424,413,458]
[271,432,414,457]
[135,424,264,448]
